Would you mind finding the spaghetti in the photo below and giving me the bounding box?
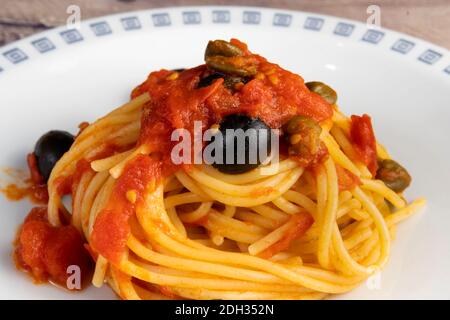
[14,39,425,300]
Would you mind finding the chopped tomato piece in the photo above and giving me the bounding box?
[15,207,90,288]
[336,164,362,191]
[350,114,378,176]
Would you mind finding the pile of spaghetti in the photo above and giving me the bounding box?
[16,39,425,299]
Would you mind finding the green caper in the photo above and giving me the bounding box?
[305,81,338,105]
[204,40,257,77]
[285,115,322,136]
[284,115,322,159]
[205,40,243,60]
[376,159,411,193]
[206,56,257,77]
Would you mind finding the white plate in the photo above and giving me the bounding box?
[1,6,449,300]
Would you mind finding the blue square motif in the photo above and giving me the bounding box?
[362,29,384,44]
[121,17,141,30]
[444,66,450,74]
[60,29,83,44]
[3,48,28,64]
[90,22,112,36]
[334,23,354,37]
[212,10,230,23]
[418,50,442,65]
[183,11,201,24]
[152,13,171,27]
[391,39,415,54]
[31,37,56,53]
[304,17,324,31]
[273,13,292,27]
[243,11,260,24]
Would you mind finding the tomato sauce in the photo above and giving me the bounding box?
[1,183,48,204]
[91,155,162,264]
[336,164,362,191]
[15,207,91,289]
[54,145,125,198]
[350,114,378,176]
[0,154,48,204]
[13,155,106,288]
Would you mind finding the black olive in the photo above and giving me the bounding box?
[209,114,272,174]
[198,73,223,88]
[197,72,249,90]
[34,130,74,182]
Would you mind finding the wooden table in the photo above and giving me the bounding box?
[1,0,449,49]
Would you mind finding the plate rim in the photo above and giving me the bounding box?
[0,5,449,77]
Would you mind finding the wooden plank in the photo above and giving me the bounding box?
[1,0,449,48]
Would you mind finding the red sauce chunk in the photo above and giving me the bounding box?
[15,207,91,289]
[336,164,362,191]
[91,155,162,264]
[350,114,378,176]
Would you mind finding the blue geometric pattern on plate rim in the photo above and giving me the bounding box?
[391,39,415,54]
[121,16,141,30]
[3,48,28,64]
[31,37,56,53]
[273,13,292,27]
[90,21,113,36]
[304,17,324,31]
[445,65,450,74]
[243,11,261,24]
[0,7,448,77]
[334,22,354,37]
[212,10,231,23]
[362,29,385,44]
[152,13,171,27]
[59,29,83,44]
[418,49,442,65]
[183,11,201,25]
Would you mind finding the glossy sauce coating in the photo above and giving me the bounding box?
[15,207,90,288]
[91,39,334,264]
